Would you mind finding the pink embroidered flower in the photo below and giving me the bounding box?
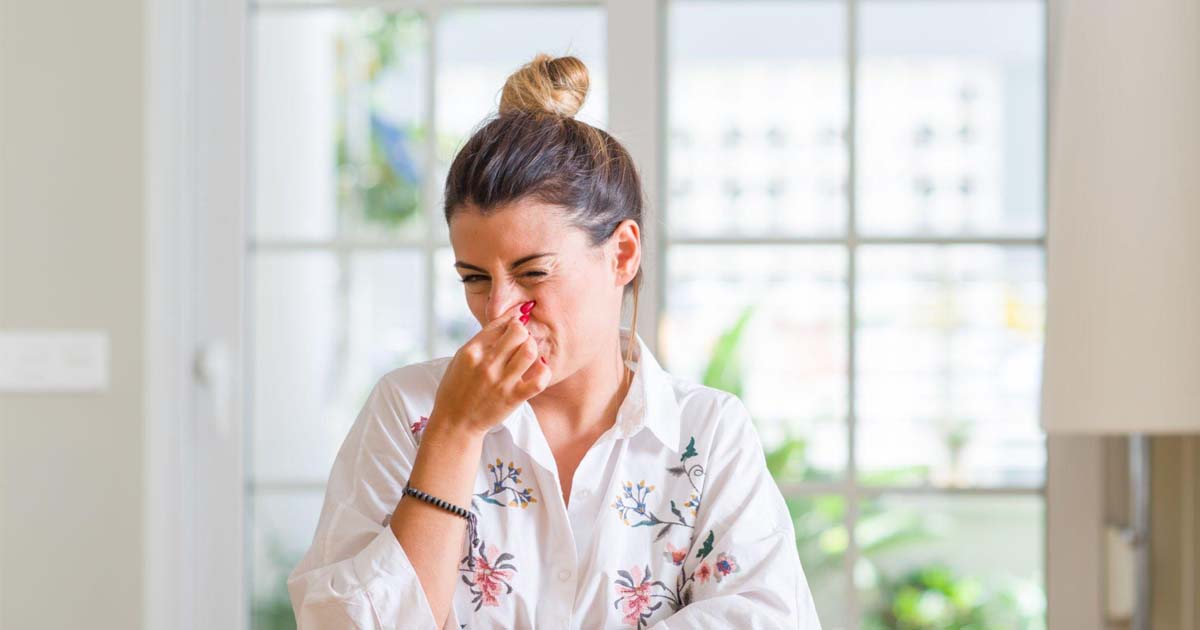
[473,544,515,607]
[411,415,429,435]
[663,542,687,566]
[714,552,739,581]
[695,562,713,584]
[615,565,656,626]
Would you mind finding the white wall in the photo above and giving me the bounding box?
[0,1,145,628]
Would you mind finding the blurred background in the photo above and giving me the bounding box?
[245,4,1047,628]
[1,1,1197,629]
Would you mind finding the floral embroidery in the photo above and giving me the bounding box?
[611,436,706,541]
[613,564,666,629]
[612,527,745,623]
[695,562,712,584]
[475,458,538,508]
[665,436,706,508]
[665,530,719,612]
[662,541,687,566]
[459,534,517,611]
[456,454,533,611]
[713,552,740,581]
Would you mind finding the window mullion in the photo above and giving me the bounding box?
[424,3,441,361]
[845,0,861,628]
[605,0,664,350]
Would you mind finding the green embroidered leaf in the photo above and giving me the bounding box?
[479,496,505,506]
[666,465,686,477]
[680,437,698,462]
[670,500,684,521]
[654,523,674,541]
[632,519,657,528]
[696,530,714,559]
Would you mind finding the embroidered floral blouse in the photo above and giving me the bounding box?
[287,326,823,630]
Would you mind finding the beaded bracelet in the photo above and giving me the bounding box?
[402,481,478,547]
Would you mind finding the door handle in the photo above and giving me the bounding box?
[194,340,232,438]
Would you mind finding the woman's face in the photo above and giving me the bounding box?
[448,199,640,376]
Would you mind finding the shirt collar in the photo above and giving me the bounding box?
[612,325,681,453]
[488,325,681,455]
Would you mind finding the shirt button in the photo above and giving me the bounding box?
[576,488,591,499]
[558,568,572,582]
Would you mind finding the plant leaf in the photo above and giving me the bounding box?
[696,530,714,559]
[680,437,698,462]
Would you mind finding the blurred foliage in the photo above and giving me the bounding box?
[335,11,424,231]
[862,564,1044,630]
[864,566,989,630]
[252,540,301,630]
[699,304,1043,630]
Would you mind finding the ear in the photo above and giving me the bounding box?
[608,219,641,289]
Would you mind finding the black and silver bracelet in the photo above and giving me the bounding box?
[402,481,478,547]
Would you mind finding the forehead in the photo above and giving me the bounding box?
[449,199,581,254]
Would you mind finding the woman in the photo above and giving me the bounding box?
[288,53,823,630]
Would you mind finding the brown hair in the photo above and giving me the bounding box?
[443,53,646,366]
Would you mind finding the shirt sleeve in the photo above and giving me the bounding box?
[286,374,462,630]
[648,394,823,630]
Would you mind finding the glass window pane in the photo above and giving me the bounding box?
[857,1,1045,237]
[250,490,324,630]
[667,1,848,237]
[857,494,1045,630]
[856,246,1045,488]
[252,9,428,241]
[250,250,427,482]
[434,246,482,358]
[434,7,607,243]
[789,494,849,630]
[663,245,848,481]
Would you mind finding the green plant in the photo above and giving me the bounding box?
[697,308,1045,630]
[334,12,424,231]
[252,540,302,630]
[861,564,1044,630]
[863,565,989,630]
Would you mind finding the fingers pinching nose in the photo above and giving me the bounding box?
[519,300,535,324]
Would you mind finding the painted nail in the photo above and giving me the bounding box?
[540,356,548,365]
[519,314,530,324]
[520,300,536,314]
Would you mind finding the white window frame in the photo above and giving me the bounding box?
[144,0,1102,628]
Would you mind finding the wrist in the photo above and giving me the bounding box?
[423,412,488,447]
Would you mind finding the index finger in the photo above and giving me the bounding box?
[477,300,534,341]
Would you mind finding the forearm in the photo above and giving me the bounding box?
[390,413,484,630]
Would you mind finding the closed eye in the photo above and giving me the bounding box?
[459,271,547,284]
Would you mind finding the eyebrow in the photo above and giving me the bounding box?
[454,253,555,273]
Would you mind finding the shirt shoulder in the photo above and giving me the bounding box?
[664,374,753,446]
[374,355,453,407]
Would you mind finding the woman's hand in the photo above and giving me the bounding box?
[429,300,552,439]
[389,301,547,630]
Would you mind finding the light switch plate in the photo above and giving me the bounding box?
[0,330,110,393]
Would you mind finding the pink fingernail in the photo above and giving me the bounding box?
[540,356,547,365]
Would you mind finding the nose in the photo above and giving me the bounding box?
[485,286,532,323]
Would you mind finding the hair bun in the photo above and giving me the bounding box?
[499,53,590,119]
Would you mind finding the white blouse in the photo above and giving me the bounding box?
[287,326,823,630]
